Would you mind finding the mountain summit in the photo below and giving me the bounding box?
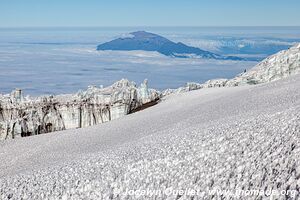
[97,31,243,60]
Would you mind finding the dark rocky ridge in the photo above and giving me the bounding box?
[97,31,245,60]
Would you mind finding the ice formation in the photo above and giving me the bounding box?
[164,43,300,95]
[226,43,300,86]
[0,79,159,140]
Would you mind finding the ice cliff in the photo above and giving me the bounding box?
[0,79,159,140]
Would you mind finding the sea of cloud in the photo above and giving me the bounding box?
[0,43,255,95]
[0,27,299,95]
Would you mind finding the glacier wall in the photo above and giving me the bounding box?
[0,79,159,140]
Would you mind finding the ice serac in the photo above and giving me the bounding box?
[226,43,300,86]
[161,79,229,96]
[163,43,300,95]
[0,79,160,140]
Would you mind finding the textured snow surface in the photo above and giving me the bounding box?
[0,74,300,199]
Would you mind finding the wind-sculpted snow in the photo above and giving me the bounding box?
[0,74,300,199]
[0,79,159,140]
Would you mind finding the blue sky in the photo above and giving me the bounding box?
[0,0,300,27]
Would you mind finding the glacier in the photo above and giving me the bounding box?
[0,79,159,140]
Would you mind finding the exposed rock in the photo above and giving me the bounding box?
[0,79,160,140]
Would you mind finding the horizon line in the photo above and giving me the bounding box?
[1,25,300,29]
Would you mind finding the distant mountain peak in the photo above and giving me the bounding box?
[131,31,152,35]
[126,31,171,44]
[97,31,244,60]
[130,31,162,37]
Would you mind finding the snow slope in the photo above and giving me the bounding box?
[0,73,300,199]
